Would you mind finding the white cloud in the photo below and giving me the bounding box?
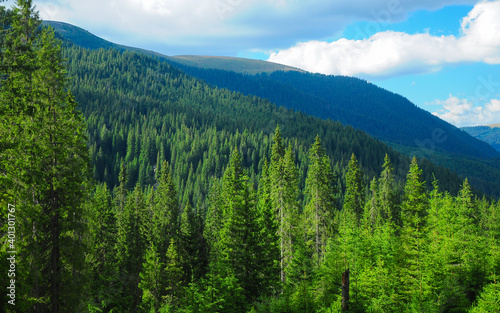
[432,95,500,127]
[486,99,500,112]
[268,1,500,77]
[6,0,471,55]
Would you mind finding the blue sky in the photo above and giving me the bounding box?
[7,0,500,127]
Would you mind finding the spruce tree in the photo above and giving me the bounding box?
[303,135,336,265]
[1,3,90,311]
[218,148,260,306]
[344,153,365,222]
[378,154,396,223]
[116,185,147,311]
[85,184,120,311]
[269,126,299,284]
[256,158,280,294]
[398,157,428,309]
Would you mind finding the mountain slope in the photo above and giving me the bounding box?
[44,21,498,158]
[462,125,500,153]
[62,45,470,199]
[174,66,499,159]
[44,21,300,74]
[45,21,500,197]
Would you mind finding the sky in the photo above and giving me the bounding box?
[6,0,500,127]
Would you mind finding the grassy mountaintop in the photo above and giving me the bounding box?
[170,55,302,74]
[44,21,300,75]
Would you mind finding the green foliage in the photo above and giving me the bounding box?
[398,157,429,309]
[4,8,500,312]
[1,2,90,311]
[468,283,500,313]
[344,153,365,221]
[303,135,336,265]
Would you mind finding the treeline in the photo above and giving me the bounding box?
[83,128,500,312]
[172,62,500,197]
[1,1,499,312]
[61,44,465,206]
[174,63,498,159]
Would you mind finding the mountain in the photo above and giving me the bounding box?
[462,124,500,153]
[169,55,302,74]
[44,21,300,74]
[44,20,500,197]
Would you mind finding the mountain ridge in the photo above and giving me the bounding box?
[462,125,500,153]
[44,21,301,74]
[44,20,500,197]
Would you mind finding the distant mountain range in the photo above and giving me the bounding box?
[44,20,500,196]
[462,124,500,153]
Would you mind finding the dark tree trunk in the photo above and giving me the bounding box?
[342,268,350,311]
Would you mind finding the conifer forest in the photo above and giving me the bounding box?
[1,1,499,312]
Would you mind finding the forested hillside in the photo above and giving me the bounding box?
[44,20,500,197]
[170,63,500,196]
[170,62,498,159]
[463,125,500,153]
[1,2,500,313]
[64,45,466,207]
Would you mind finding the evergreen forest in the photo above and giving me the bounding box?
[1,1,500,312]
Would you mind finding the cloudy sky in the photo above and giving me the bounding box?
[7,0,500,127]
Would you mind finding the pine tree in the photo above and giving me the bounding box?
[116,185,147,311]
[151,161,179,265]
[303,135,336,265]
[163,238,184,308]
[456,179,486,306]
[85,184,120,311]
[218,148,260,306]
[398,157,428,309]
[1,4,91,311]
[378,154,396,223]
[139,243,164,313]
[256,158,280,294]
[344,153,365,222]
[269,126,300,285]
[180,202,208,285]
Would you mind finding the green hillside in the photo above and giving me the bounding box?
[3,7,500,312]
[170,55,302,74]
[462,125,500,153]
[45,20,500,197]
[64,46,465,200]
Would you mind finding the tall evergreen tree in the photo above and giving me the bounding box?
[116,185,147,311]
[256,158,280,294]
[151,161,179,263]
[398,157,428,309]
[85,184,120,311]
[1,3,91,311]
[344,153,365,222]
[269,126,299,284]
[218,148,260,306]
[378,154,397,223]
[303,135,336,265]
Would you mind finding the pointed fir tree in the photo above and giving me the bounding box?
[139,243,164,313]
[398,157,428,309]
[344,153,365,222]
[152,161,179,265]
[303,135,336,266]
[256,158,280,294]
[1,4,91,311]
[378,154,396,223]
[218,148,261,306]
[116,184,147,311]
[85,184,121,311]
